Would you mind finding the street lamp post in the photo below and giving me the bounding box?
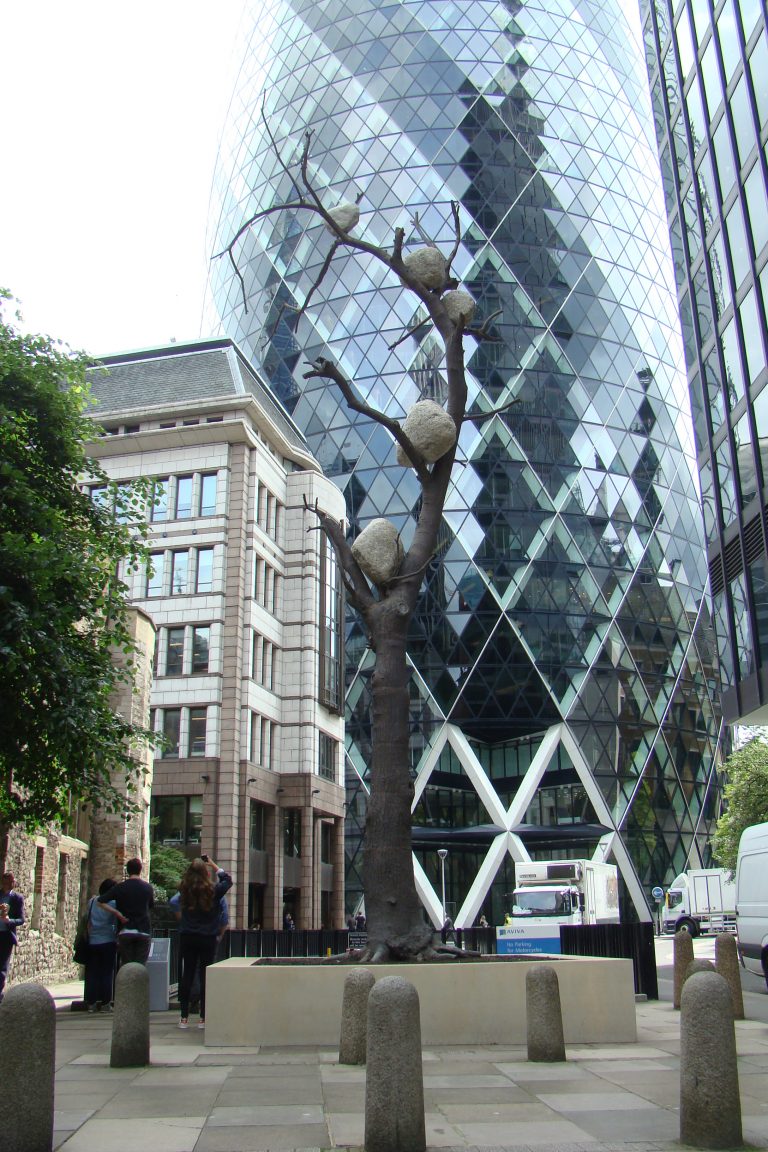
[437,848,448,926]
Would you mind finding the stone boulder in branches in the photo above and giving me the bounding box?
[403,247,447,290]
[443,289,476,325]
[351,518,404,584]
[396,399,456,467]
[326,202,360,234]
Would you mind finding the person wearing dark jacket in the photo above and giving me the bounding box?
[98,857,155,965]
[173,856,232,1029]
[0,872,25,1002]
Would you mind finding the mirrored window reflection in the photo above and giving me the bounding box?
[722,317,746,406]
[675,5,696,78]
[740,288,767,385]
[716,438,739,524]
[699,459,718,539]
[744,163,767,257]
[731,77,755,167]
[704,347,726,432]
[734,411,758,508]
[731,573,755,676]
[166,627,185,675]
[700,40,723,118]
[712,118,737,200]
[713,587,735,686]
[752,385,768,482]
[718,0,742,82]
[708,228,732,318]
[696,152,718,236]
[685,74,708,153]
[749,32,768,126]
[725,199,750,288]
[748,555,768,668]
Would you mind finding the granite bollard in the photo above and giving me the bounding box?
[680,970,741,1148]
[0,984,56,1151]
[365,975,425,1152]
[715,932,745,1020]
[110,961,150,1067]
[673,926,694,1009]
[685,957,715,978]
[526,964,566,1062]
[339,967,375,1065]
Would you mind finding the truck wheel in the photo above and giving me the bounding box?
[676,918,699,938]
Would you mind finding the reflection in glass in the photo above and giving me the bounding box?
[748,555,768,668]
[734,411,757,508]
[731,573,754,677]
[716,438,738,523]
[721,317,745,406]
[740,288,767,385]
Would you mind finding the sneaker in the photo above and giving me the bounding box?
[102,1004,113,1014]
[87,1004,97,1014]
[197,1020,205,1030]
[178,1019,189,1030]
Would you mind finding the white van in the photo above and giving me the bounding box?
[735,821,768,988]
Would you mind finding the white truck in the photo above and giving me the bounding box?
[661,868,736,936]
[511,859,620,926]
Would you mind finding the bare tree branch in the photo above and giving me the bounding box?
[461,397,521,424]
[303,496,375,612]
[446,201,462,270]
[387,317,431,352]
[303,357,433,486]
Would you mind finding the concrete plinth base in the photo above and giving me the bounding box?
[205,955,637,1047]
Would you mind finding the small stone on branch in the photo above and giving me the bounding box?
[396,400,456,467]
[351,518,404,584]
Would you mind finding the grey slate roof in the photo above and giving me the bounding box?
[87,339,307,450]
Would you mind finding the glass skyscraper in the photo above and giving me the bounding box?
[640,0,768,726]
[208,0,724,924]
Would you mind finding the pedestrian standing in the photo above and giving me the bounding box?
[174,855,232,1030]
[98,857,154,965]
[0,871,24,1002]
[84,878,121,1012]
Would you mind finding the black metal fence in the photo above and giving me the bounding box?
[154,921,657,999]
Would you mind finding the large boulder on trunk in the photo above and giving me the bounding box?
[396,400,456,467]
[351,518,404,584]
[403,247,447,290]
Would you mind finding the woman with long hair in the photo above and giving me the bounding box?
[174,855,232,1029]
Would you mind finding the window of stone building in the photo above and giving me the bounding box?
[55,853,68,935]
[162,709,181,757]
[250,801,267,850]
[171,550,189,595]
[318,732,338,782]
[166,628,185,676]
[283,809,302,857]
[192,626,210,673]
[151,795,202,846]
[199,473,217,516]
[195,548,214,593]
[175,475,194,519]
[188,707,207,756]
[31,846,45,931]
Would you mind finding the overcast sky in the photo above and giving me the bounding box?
[0,2,246,357]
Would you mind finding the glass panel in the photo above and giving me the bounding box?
[146,552,164,596]
[152,795,186,842]
[749,31,768,126]
[675,5,696,78]
[250,801,267,850]
[188,796,203,843]
[731,573,755,676]
[734,411,758,507]
[192,626,210,673]
[175,475,193,519]
[199,473,217,516]
[708,228,731,317]
[166,627,185,675]
[748,555,768,667]
[731,77,755,167]
[700,38,722,117]
[718,0,741,82]
[712,588,735,686]
[696,151,718,236]
[685,74,708,154]
[745,163,767,256]
[752,384,768,482]
[151,478,169,522]
[162,709,181,758]
[716,438,739,523]
[171,550,189,594]
[721,316,745,406]
[725,199,750,287]
[188,708,207,756]
[740,0,763,40]
[690,0,711,44]
[739,288,767,385]
[712,117,736,199]
[699,459,717,538]
[283,809,302,857]
[196,548,214,593]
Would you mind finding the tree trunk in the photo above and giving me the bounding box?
[362,599,433,961]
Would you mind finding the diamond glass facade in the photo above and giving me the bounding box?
[640,0,768,724]
[208,0,724,924]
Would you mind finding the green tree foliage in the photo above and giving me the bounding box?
[712,737,768,872]
[0,292,153,830]
[149,843,189,900]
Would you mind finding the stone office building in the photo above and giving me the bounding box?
[86,338,347,930]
